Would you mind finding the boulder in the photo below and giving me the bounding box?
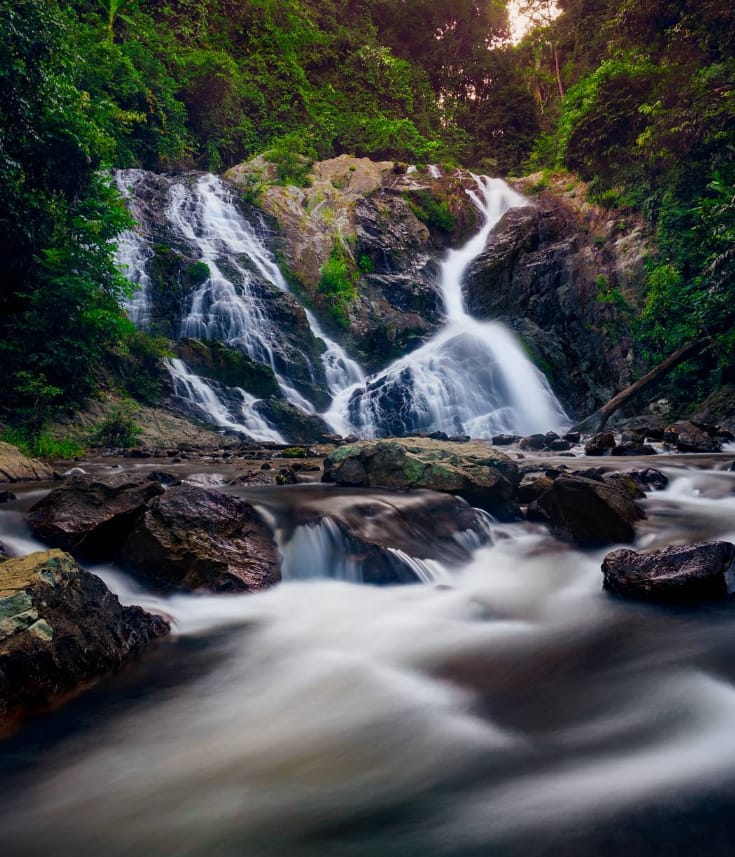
[530,474,646,546]
[0,442,53,483]
[664,420,721,453]
[518,473,555,504]
[27,474,165,559]
[0,549,169,729]
[119,485,280,592]
[610,441,657,456]
[584,432,617,456]
[626,467,669,492]
[322,437,520,519]
[602,541,735,601]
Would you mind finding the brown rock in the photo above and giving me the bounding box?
[323,437,520,519]
[0,441,53,483]
[27,474,164,559]
[530,474,646,546]
[584,432,617,456]
[602,541,735,601]
[119,485,280,592]
[0,550,169,729]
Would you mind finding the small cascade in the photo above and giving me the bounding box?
[427,164,442,178]
[338,176,569,438]
[166,358,285,442]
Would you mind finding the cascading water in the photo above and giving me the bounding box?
[115,169,567,441]
[341,177,570,438]
[165,357,285,443]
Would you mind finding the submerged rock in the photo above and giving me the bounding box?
[119,485,280,592]
[27,474,165,559]
[0,549,169,729]
[286,491,489,585]
[529,474,645,546]
[602,541,735,601]
[322,436,520,519]
[0,442,53,483]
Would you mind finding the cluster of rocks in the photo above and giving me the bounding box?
[27,473,281,594]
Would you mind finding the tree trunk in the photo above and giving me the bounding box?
[571,340,704,434]
[552,44,564,98]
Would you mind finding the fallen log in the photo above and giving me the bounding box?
[571,340,704,434]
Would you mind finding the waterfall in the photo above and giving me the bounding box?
[166,358,285,443]
[340,176,569,438]
[115,169,568,441]
[114,170,154,328]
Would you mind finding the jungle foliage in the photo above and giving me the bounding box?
[2,0,735,434]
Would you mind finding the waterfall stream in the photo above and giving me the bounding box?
[115,170,567,441]
[3,458,735,856]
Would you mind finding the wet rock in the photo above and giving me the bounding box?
[519,434,547,451]
[601,472,645,500]
[584,432,617,456]
[518,473,555,504]
[288,492,489,585]
[626,467,669,492]
[563,432,581,444]
[492,434,519,446]
[323,437,520,519]
[602,541,735,601]
[610,441,657,456]
[119,485,280,592]
[549,439,573,451]
[530,474,646,546]
[27,475,165,559]
[0,491,16,504]
[0,442,53,483]
[663,420,722,453]
[0,549,169,729]
[146,471,181,487]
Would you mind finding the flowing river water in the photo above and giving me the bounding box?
[2,453,735,856]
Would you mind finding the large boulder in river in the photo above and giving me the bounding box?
[322,437,520,519]
[602,541,735,601]
[119,485,280,592]
[0,442,53,483]
[27,474,165,559]
[0,549,169,729]
[663,420,722,453]
[529,474,645,546]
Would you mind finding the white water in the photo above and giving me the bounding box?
[4,462,735,854]
[166,357,285,443]
[166,175,363,414]
[115,170,568,440]
[344,177,569,438]
[114,171,154,327]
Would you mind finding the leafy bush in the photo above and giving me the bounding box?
[0,428,84,460]
[89,403,142,448]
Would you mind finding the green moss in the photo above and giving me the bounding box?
[177,339,280,398]
[404,189,456,234]
[318,242,358,328]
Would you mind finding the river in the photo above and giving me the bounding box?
[2,452,735,855]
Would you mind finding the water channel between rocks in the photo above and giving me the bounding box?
[2,451,735,856]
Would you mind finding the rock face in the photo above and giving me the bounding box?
[27,474,165,558]
[322,437,520,519]
[0,550,169,728]
[226,156,478,367]
[0,442,53,483]
[602,541,735,600]
[463,181,650,416]
[119,485,280,592]
[529,474,646,546]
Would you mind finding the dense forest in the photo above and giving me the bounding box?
[1,0,734,445]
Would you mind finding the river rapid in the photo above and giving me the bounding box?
[2,453,735,856]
